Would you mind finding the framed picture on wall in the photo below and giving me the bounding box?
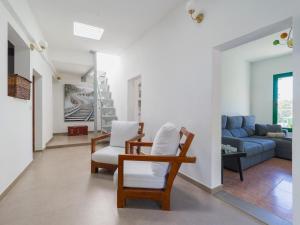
[64,84,94,122]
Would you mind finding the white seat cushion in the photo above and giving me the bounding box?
[110,121,139,148]
[114,161,166,189]
[150,123,180,176]
[92,146,124,165]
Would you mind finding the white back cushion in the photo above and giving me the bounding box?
[110,121,139,148]
[151,123,180,176]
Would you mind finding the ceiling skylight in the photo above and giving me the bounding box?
[73,22,104,40]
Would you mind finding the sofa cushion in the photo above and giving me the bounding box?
[222,115,227,129]
[266,124,282,133]
[240,138,276,151]
[227,116,243,129]
[151,123,180,176]
[110,121,139,148]
[242,142,263,156]
[243,115,256,128]
[255,124,268,136]
[255,124,283,136]
[113,161,166,189]
[244,127,255,136]
[92,146,124,165]
[222,129,233,137]
[243,116,255,136]
[230,128,249,138]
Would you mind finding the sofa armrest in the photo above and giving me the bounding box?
[282,129,289,137]
[222,137,244,152]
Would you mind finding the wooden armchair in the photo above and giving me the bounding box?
[91,122,144,173]
[116,127,195,210]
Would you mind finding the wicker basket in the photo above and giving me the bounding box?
[8,74,31,100]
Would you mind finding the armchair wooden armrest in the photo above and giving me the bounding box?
[126,141,153,154]
[118,154,196,164]
[125,133,145,154]
[91,133,111,153]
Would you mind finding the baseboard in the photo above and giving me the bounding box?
[178,172,223,194]
[53,130,103,136]
[46,142,91,149]
[34,146,44,151]
[0,161,32,201]
[46,136,54,145]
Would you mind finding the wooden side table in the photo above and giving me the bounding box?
[221,150,247,184]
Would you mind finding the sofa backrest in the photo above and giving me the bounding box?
[255,124,282,136]
[227,116,249,138]
[221,115,256,138]
[222,115,233,137]
[243,115,255,136]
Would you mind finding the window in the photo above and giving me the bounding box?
[273,72,293,131]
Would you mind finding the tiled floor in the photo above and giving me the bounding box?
[47,132,106,149]
[223,158,292,222]
[0,145,263,225]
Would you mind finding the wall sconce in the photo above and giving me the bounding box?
[186,0,204,23]
[30,40,48,52]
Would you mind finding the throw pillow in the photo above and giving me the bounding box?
[266,132,286,138]
[255,124,268,136]
[151,123,180,176]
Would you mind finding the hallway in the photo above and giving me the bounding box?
[0,146,262,225]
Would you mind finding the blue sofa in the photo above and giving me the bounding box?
[222,115,292,171]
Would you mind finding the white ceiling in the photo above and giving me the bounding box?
[28,0,184,76]
[224,30,293,62]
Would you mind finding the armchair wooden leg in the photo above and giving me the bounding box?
[161,194,170,210]
[117,191,125,208]
[91,162,98,173]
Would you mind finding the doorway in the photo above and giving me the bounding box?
[213,18,294,224]
[33,70,43,151]
[128,75,142,121]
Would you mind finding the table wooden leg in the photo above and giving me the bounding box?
[237,157,243,181]
[221,156,224,184]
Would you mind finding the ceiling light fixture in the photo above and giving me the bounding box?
[73,22,104,40]
[273,27,293,48]
[186,0,204,24]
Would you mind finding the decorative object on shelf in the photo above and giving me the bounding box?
[8,74,31,100]
[186,0,204,24]
[273,27,293,48]
[68,126,88,136]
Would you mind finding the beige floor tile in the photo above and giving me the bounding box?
[0,146,263,225]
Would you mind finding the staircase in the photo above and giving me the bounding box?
[97,73,117,133]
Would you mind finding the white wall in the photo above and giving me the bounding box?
[0,1,54,195]
[52,73,94,133]
[31,51,53,149]
[250,54,292,124]
[110,0,299,191]
[293,14,300,225]
[221,51,250,115]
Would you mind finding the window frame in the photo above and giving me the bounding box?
[273,72,293,132]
